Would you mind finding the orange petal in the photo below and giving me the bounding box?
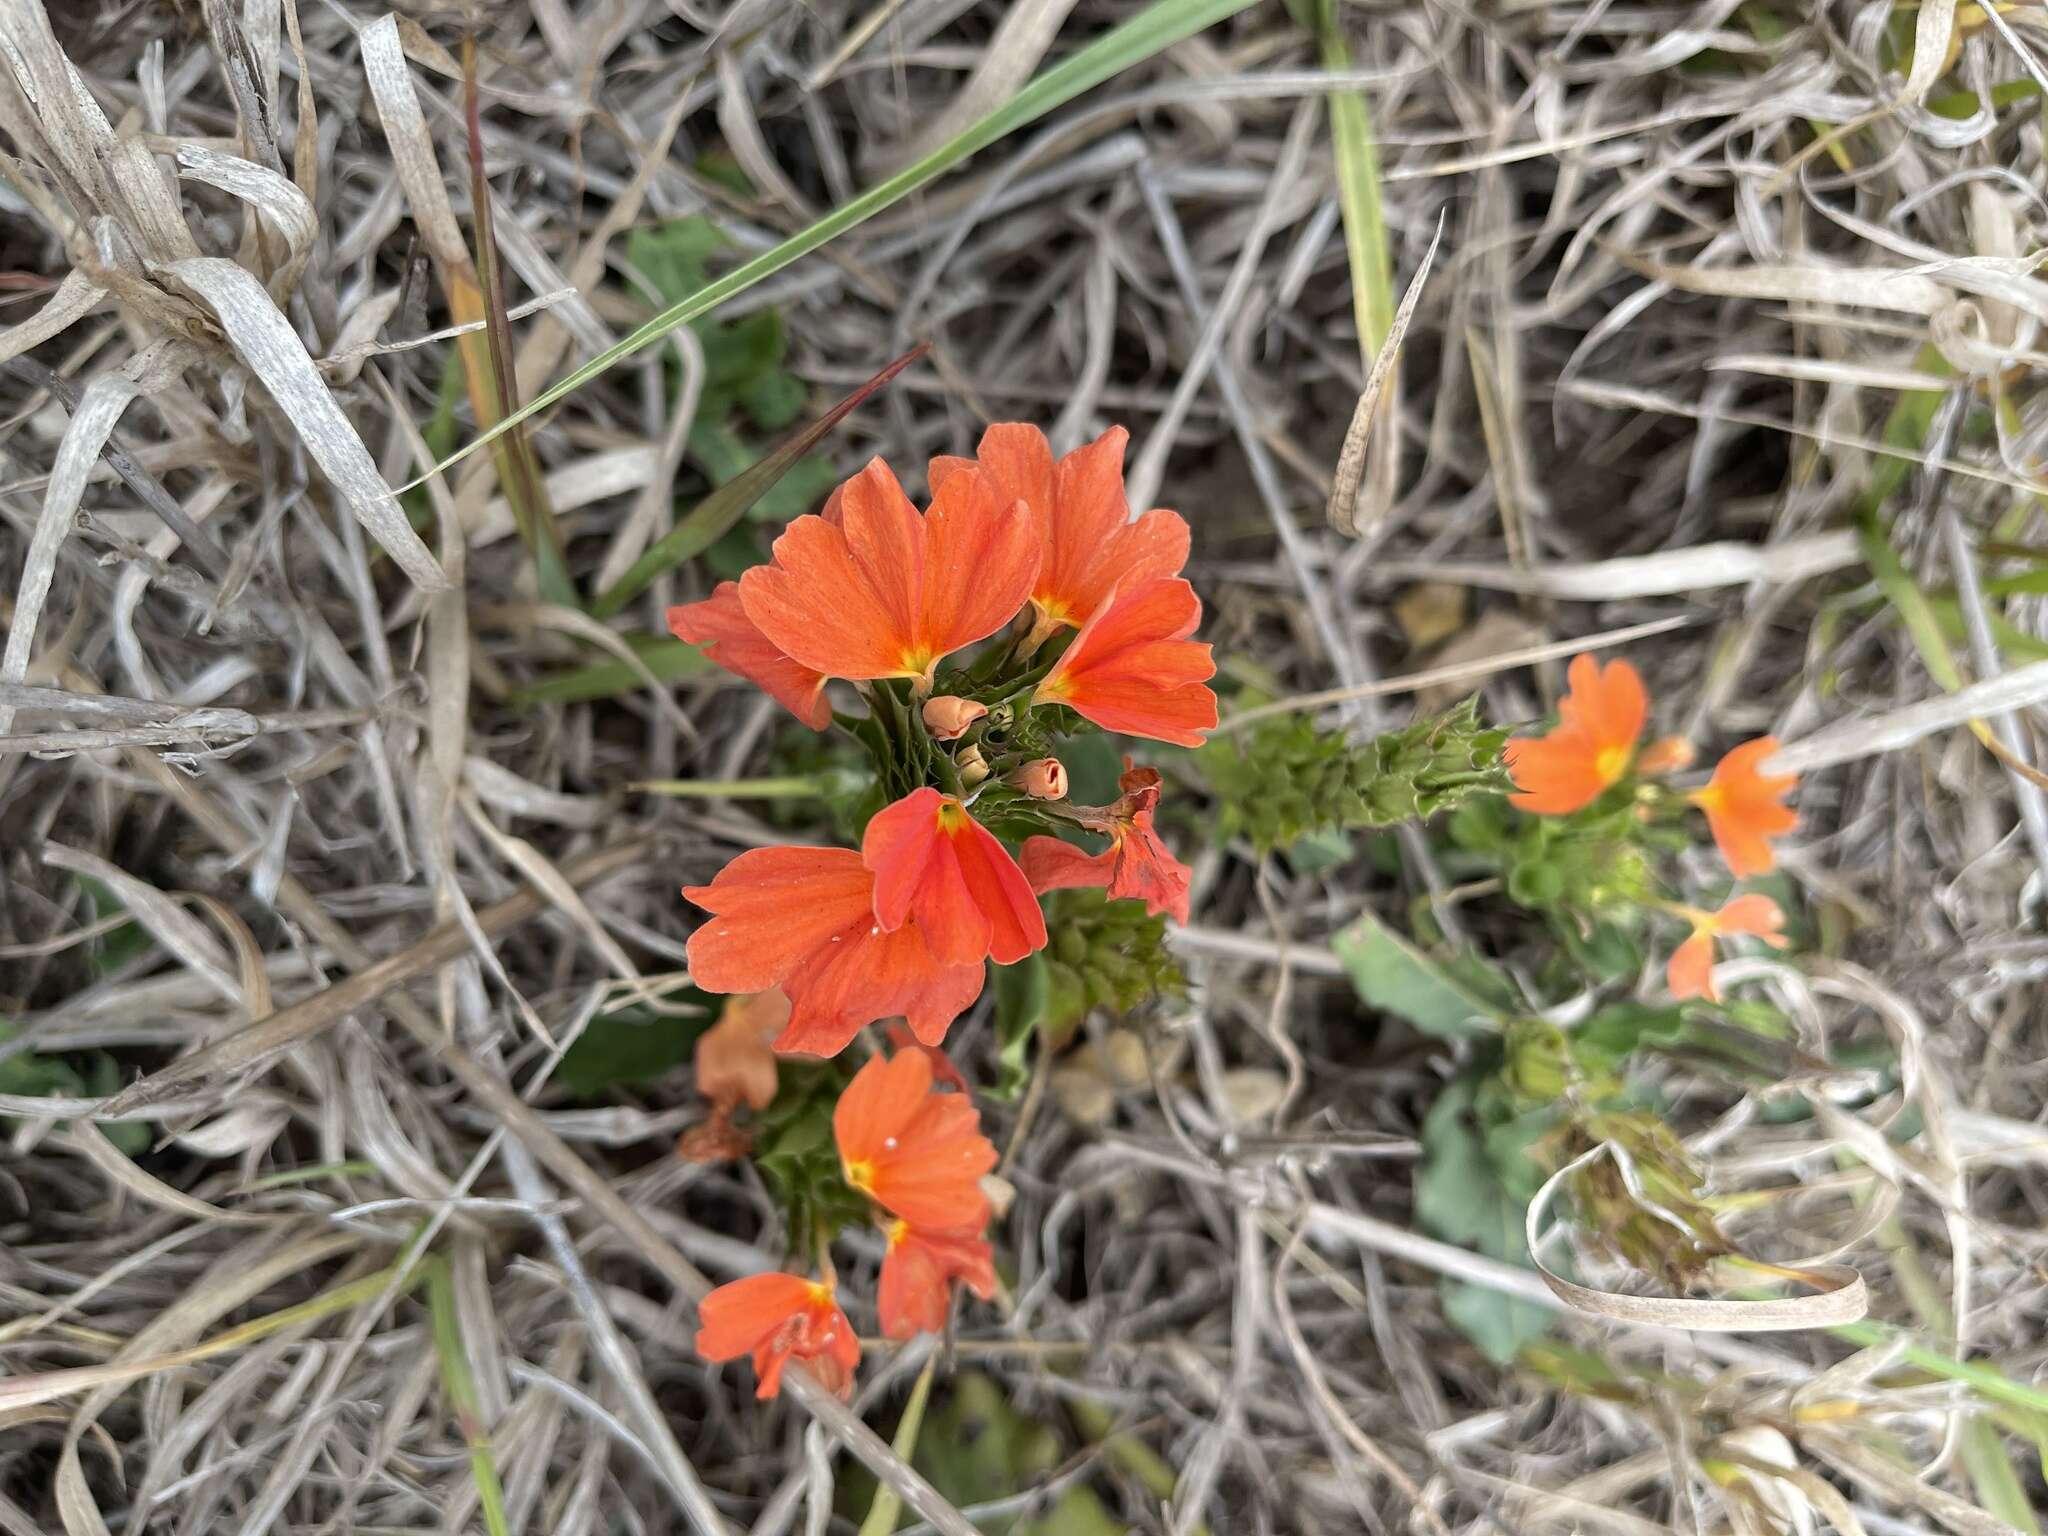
[773,921,984,1058]
[1018,835,1115,895]
[683,847,876,995]
[1034,578,1217,747]
[739,460,925,679]
[695,1272,818,1362]
[973,423,1057,529]
[667,585,830,729]
[1504,729,1609,815]
[1714,892,1788,945]
[945,809,1048,965]
[1558,654,1647,754]
[862,788,992,964]
[918,465,1040,667]
[1667,930,1717,1002]
[834,1049,936,1170]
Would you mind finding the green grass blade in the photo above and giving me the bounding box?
[856,1353,937,1536]
[590,344,927,619]
[508,635,713,708]
[1313,0,1393,357]
[409,0,1260,491]
[429,1256,511,1536]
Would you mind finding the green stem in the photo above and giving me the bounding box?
[856,1353,939,1536]
[629,776,828,798]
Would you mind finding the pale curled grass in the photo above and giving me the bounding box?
[2,0,2047,1532]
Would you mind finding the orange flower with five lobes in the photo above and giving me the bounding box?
[833,1048,997,1231]
[1667,893,1788,1002]
[1031,578,1218,748]
[1019,762,1192,924]
[928,423,1191,635]
[683,846,984,1059]
[1504,654,1648,815]
[878,1221,998,1340]
[1691,738,1797,878]
[667,584,831,730]
[737,459,1039,691]
[862,787,1048,967]
[695,1272,859,1400]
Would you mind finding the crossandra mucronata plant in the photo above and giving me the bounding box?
[668,423,1214,1397]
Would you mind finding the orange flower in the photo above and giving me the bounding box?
[677,991,788,1163]
[695,1272,858,1400]
[862,788,1048,967]
[833,1048,996,1230]
[667,583,830,730]
[878,1220,997,1340]
[1019,763,1191,923]
[1691,738,1797,877]
[1667,893,1787,1002]
[683,847,984,1058]
[1504,654,1647,814]
[929,423,1190,631]
[1032,578,1216,747]
[738,459,1039,689]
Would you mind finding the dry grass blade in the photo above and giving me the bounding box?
[1328,211,1442,535]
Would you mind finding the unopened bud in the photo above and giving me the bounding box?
[921,695,987,741]
[1637,735,1697,775]
[1010,757,1068,799]
[957,744,990,786]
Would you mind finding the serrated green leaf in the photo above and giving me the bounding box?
[1332,911,1509,1038]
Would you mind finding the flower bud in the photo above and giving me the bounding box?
[695,991,786,1113]
[921,695,987,741]
[1010,757,1068,800]
[956,744,990,786]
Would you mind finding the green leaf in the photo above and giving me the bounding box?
[79,875,152,978]
[422,0,1264,486]
[1332,911,1510,1038]
[1414,1071,1553,1362]
[555,993,717,1098]
[992,953,1051,1102]
[591,344,928,618]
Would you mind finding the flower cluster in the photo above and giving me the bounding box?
[1504,654,1798,1002]
[674,423,1214,1399]
[694,1050,998,1395]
